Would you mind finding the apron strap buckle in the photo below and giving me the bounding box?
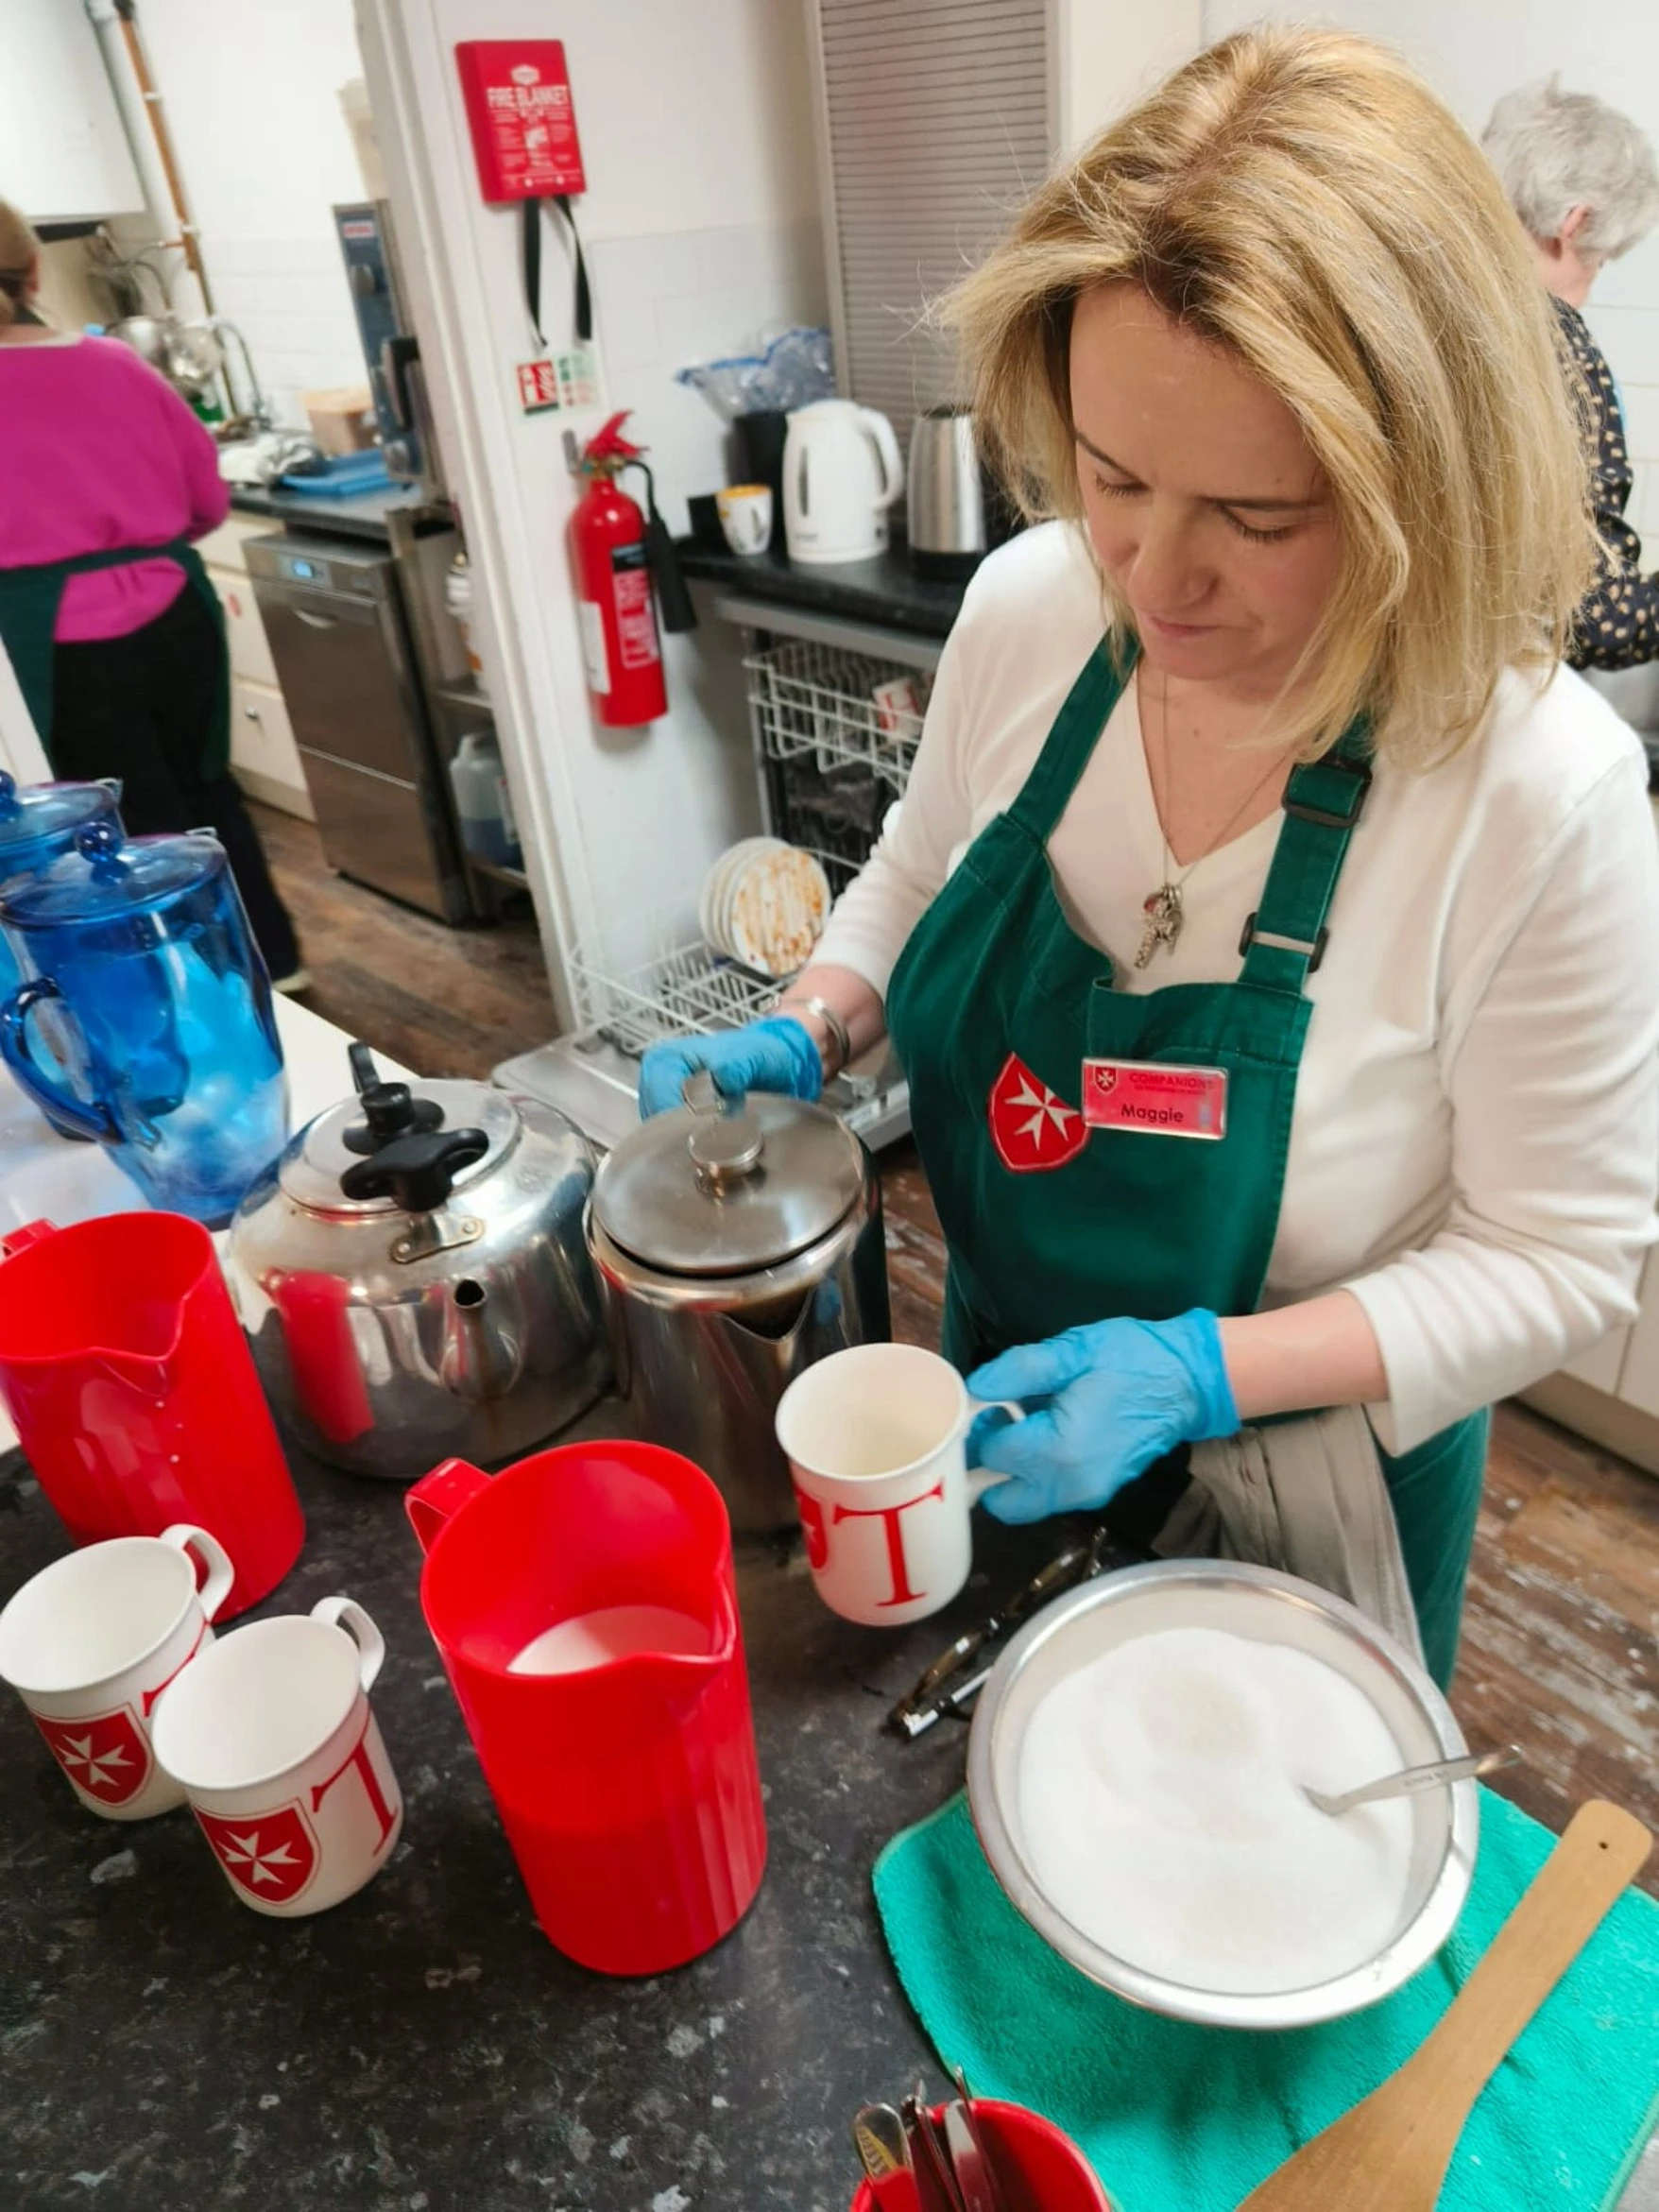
[1239,911,1328,973]
[1281,749,1371,831]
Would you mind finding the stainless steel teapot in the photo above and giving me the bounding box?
[227,1044,608,1478]
[585,1074,890,1531]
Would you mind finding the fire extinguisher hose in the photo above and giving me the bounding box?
[625,457,698,635]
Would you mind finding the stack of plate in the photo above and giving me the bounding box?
[700,838,832,980]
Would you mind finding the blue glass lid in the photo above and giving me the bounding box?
[0,771,121,875]
[0,818,226,928]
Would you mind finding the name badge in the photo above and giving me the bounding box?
[1081,1057,1228,1140]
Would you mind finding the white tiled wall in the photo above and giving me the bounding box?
[125,0,374,432]
[588,218,829,535]
[197,236,369,432]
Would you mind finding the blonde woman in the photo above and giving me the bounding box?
[641,28,1659,1684]
[0,199,300,983]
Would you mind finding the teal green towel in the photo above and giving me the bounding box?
[874,1788,1659,2211]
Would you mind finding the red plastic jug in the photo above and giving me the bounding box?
[407,1438,767,1975]
[0,1215,303,1616]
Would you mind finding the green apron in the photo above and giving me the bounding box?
[884,641,1486,1686]
[0,539,231,780]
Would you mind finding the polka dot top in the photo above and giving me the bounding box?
[1554,297,1659,669]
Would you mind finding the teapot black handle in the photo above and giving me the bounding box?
[339,1125,488,1214]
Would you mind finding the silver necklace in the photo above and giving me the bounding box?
[1136,673,1297,969]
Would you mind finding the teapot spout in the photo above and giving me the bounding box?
[439,1278,524,1404]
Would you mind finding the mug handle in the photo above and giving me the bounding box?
[162,1521,235,1621]
[965,1396,1025,1501]
[405,1456,491,1555]
[0,979,119,1143]
[312,1595,385,1692]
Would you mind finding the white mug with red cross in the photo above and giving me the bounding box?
[150,1596,402,1917]
[0,1523,234,1820]
[775,1344,1020,1626]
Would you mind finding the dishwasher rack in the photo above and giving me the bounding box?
[570,638,932,1045]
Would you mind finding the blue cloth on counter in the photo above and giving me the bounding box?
[278,454,392,496]
[873,1786,1659,2212]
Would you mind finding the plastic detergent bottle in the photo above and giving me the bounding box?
[449,732,522,871]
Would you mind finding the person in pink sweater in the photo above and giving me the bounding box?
[0,199,300,984]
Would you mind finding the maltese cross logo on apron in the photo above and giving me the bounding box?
[987,1053,1086,1174]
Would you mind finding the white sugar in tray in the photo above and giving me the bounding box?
[1015,1623,1413,1995]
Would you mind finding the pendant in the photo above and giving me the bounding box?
[1136,882,1184,969]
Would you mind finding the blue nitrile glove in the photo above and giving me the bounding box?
[966,1310,1239,1525]
[638,1016,823,1119]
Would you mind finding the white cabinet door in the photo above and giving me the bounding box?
[1564,1324,1630,1396]
[210,566,279,690]
[197,516,273,574]
[231,678,311,816]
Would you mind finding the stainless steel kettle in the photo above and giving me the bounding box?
[585,1076,890,1531]
[906,406,987,579]
[227,1044,609,1479]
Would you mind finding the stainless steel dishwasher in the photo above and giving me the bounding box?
[244,532,470,921]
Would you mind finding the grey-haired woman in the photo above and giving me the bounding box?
[1485,80,1659,669]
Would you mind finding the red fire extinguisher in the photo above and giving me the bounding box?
[569,411,667,728]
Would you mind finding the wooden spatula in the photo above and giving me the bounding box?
[1235,1799,1651,2212]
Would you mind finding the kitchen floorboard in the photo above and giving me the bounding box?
[257,800,1659,1892]
[251,800,556,1079]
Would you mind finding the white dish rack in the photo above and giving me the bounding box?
[745,637,927,795]
[568,933,778,1057]
[505,636,929,1152]
[571,639,928,1047]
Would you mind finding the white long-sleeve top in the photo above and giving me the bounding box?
[814,523,1659,1451]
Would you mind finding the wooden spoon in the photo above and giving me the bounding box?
[1235,1799,1651,2212]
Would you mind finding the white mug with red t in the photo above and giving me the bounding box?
[150,1595,402,1917]
[0,1523,234,1820]
[775,1344,1019,1626]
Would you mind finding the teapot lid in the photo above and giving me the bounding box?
[0,818,223,926]
[0,774,121,875]
[591,1075,865,1276]
[280,1041,517,1217]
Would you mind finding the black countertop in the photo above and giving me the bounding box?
[0,1404,1077,2212]
[227,482,448,546]
[676,540,969,643]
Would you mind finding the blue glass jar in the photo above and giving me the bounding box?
[0,771,123,973]
[0,819,288,1226]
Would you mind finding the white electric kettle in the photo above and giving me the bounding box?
[781,400,905,565]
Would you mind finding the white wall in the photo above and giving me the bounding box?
[1054,0,1203,152]
[127,0,375,426]
[1201,1,1659,538]
[357,0,826,1022]
[0,0,146,224]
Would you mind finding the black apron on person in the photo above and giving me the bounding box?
[0,537,231,780]
[0,540,299,978]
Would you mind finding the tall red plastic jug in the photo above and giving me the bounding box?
[0,1215,303,1616]
[407,1438,766,1975]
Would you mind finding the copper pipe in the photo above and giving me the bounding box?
[112,2,214,315]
